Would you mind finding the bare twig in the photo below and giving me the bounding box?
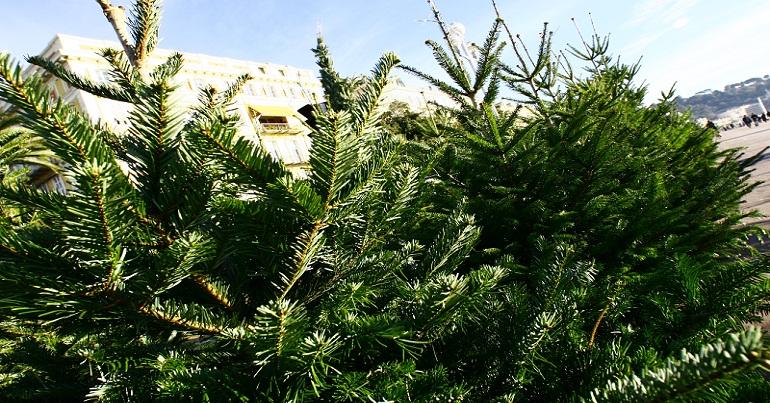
[95,1,137,65]
[426,0,471,82]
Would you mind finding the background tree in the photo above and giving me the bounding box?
[0,111,57,227]
[399,1,770,400]
[381,100,452,141]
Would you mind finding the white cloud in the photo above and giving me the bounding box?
[640,7,770,102]
[672,17,689,29]
[620,32,666,56]
[626,0,698,27]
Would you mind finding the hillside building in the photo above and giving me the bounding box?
[717,102,769,124]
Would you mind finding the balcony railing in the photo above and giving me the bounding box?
[260,123,302,133]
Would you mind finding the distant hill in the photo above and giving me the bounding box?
[674,76,770,119]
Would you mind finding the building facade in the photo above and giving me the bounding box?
[21,34,327,189]
[10,34,478,192]
[382,78,457,112]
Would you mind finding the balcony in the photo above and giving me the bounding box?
[259,122,303,134]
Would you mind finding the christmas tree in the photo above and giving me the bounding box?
[0,0,767,401]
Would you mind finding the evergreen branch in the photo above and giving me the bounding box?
[304,163,421,304]
[308,112,350,208]
[0,54,118,164]
[149,52,183,83]
[399,64,474,108]
[218,73,252,105]
[128,0,162,72]
[586,328,770,402]
[155,157,213,232]
[424,40,474,96]
[278,222,326,301]
[312,36,351,111]
[0,226,87,284]
[480,102,513,183]
[93,177,119,290]
[350,52,399,139]
[191,274,235,312]
[425,0,472,86]
[63,162,138,293]
[326,136,402,214]
[416,206,480,278]
[26,55,135,102]
[123,76,185,218]
[194,123,288,188]
[471,20,505,94]
[138,302,225,334]
[99,47,140,93]
[587,297,612,350]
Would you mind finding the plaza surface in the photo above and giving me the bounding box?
[718,123,770,331]
[718,124,770,230]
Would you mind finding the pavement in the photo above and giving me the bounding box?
[718,124,770,230]
[716,124,770,331]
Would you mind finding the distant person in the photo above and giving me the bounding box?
[751,113,760,126]
[743,115,753,127]
[763,113,768,122]
[706,120,720,138]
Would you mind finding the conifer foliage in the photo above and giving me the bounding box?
[399,2,770,401]
[0,1,497,401]
[0,0,768,401]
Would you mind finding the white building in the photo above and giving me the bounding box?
[382,78,457,112]
[716,99,769,124]
[9,34,472,191]
[20,34,326,187]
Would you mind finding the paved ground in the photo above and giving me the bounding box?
[716,124,770,331]
[718,124,770,229]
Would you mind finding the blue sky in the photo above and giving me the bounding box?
[1,0,769,104]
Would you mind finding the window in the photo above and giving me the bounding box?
[103,100,131,127]
[243,83,256,96]
[267,85,277,97]
[259,116,288,124]
[92,69,112,85]
[188,78,206,91]
[278,69,286,76]
[51,175,67,194]
[286,140,303,163]
[260,115,288,132]
[55,81,69,97]
[262,140,280,161]
[258,67,266,74]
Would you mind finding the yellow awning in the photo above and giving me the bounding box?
[249,105,301,117]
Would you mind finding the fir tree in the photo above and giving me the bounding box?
[0,111,57,227]
[0,1,499,401]
[400,2,770,401]
[0,0,769,401]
